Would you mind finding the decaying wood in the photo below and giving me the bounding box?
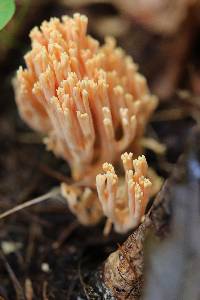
[103,218,151,299]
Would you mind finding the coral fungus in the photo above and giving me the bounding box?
[96,153,152,233]
[14,13,157,184]
[14,13,158,232]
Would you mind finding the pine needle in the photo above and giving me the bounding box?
[0,187,60,220]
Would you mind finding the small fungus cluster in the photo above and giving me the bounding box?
[14,13,158,233]
[96,153,152,233]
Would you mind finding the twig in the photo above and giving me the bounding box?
[140,138,166,155]
[78,260,90,300]
[52,221,78,249]
[152,108,189,122]
[25,278,33,300]
[0,188,60,220]
[0,250,25,300]
[42,281,49,300]
[38,164,73,185]
[25,223,40,266]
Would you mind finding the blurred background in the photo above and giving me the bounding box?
[1,0,200,99]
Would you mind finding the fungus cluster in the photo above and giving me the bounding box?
[14,13,158,233]
[96,153,152,233]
